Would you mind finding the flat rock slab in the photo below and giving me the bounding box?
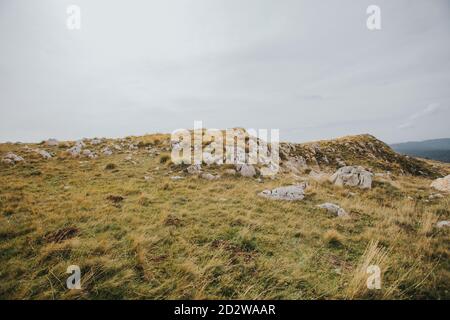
[259,185,305,201]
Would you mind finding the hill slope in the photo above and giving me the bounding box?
[0,133,449,299]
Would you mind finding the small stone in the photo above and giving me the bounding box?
[186,164,202,174]
[436,221,450,228]
[102,147,113,156]
[259,185,305,201]
[200,172,218,180]
[317,203,349,217]
[236,164,256,177]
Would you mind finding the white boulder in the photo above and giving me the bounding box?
[236,164,256,177]
[317,203,348,217]
[329,166,373,189]
[259,185,305,201]
[431,175,450,193]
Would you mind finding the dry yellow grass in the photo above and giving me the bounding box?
[0,135,449,299]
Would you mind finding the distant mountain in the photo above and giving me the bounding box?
[390,138,450,163]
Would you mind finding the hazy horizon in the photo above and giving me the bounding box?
[1,0,449,144]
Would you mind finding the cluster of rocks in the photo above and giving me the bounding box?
[258,184,306,201]
[2,152,24,165]
[33,148,52,159]
[65,138,116,159]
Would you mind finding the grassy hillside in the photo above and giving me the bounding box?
[0,134,449,299]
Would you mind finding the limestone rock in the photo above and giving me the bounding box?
[67,145,82,157]
[430,175,450,193]
[34,149,52,159]
[236,164,256,177]
[200,172,219,180]
[82,149,97,159]
[102,147,113,156]
[258,185,305,201]
[317,203,348,217]
[329,166,372,189]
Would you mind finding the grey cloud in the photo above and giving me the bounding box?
[0,0,449,143]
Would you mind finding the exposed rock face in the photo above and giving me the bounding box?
[431,175,450,193]
[329,166,373,189]
[2,152,24,164]
[284,157,307,174]
[317,203,348,217]
[236,164,256,177]
[258,185,305,201]
[45,139,59,147]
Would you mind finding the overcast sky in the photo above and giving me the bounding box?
[1,0,449,143]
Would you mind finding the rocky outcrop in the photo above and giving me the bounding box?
[329,166,372,189]
[258,185,305,201]
[200,172,219,180]
[2,152,24,164]
[431,175,450,193]
[102,147,113,156]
